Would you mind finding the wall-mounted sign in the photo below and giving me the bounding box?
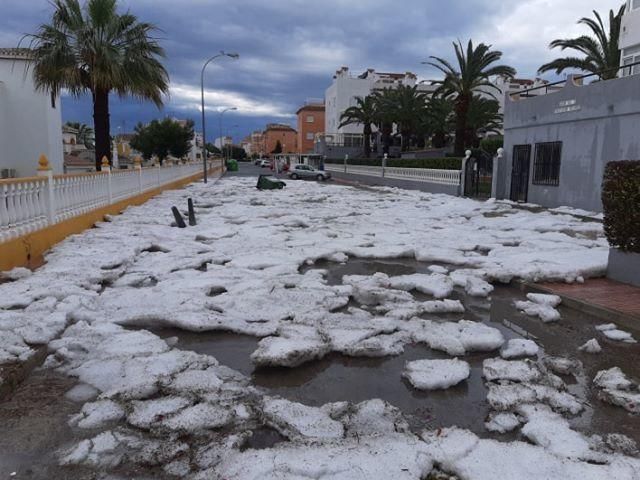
[554,99,581,114]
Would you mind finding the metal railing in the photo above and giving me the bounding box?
[324,163,461,186]
[0,160,223,244]
[510,59,640,98]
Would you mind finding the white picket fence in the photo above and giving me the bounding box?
[0,160,221,243]
[324,163,461,186]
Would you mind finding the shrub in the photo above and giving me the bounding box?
[324,157,462,170]
[602,160,640,252]
[479,136,504,156]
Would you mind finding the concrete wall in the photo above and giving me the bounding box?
[501,74,640,212]
[0,55,63,177]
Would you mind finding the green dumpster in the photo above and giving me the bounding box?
[257,174,286,190]
[227,159,239,171]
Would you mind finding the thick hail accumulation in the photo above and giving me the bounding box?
[1,176,638,479]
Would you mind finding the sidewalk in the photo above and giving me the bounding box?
[529,278,640,331]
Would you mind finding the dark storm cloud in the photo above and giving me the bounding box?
[0,0,622,142]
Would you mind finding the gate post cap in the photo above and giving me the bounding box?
[101,156,110,167]
[465,150,472,158]
[497,148,504,158]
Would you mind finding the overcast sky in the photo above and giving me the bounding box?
[0,0,625,142]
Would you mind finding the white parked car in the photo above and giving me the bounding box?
[259,159,272,168]
[287,164,331,181]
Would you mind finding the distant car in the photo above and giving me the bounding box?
[254,158,263,165]
[287,164,331,181]
[259,159,271,168]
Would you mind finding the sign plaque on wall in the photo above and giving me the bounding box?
[554,99,581,114]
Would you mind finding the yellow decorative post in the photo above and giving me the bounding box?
[101,156,111,172]
[36,154,55,225]
[37,154,51,173]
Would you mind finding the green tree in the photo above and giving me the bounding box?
[65,121,94,149]
[25,0,169,170]
[205,143,221,156]
[129,122,155,160]
[538,6,626,80]
[427,40,515,156]
[339,95,378,158]
[373,86,428,151]
[225,145,247,160]
[129,118,194,164]
[271,140,283,154]
[421,96,454,149]
[465,96,503,148]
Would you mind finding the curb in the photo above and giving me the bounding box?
[522,281,640,334]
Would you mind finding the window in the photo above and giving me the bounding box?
[306,133,314,140]
[622,54,640,76]
[306,115,314,123]
[533,142,562,186]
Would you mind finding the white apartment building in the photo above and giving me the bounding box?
[0,48,63,178]
[214,136,233,149]
[621,0,640,75]
[324,67,437,135]
[323,66,553,138]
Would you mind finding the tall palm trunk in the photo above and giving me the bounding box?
[454,94,470,156]
[93,88,111,170]
[363,124,372,158]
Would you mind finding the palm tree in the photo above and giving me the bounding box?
[538,6,626,80]
[465,96,503,148]
[65,121,94,149]
[427,40,515,156]
[374,86,427,151]
[339,95,378,158]
[24,0,169,170]
[421,96,454,149]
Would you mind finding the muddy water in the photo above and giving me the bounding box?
[0,369,92,480]
[162,257,640,444]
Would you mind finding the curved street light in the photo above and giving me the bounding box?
[201,51,239,183]
[226,123,240,163]
[219,107,238,165]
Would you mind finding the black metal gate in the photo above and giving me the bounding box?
[510,145,531,202]
[464,150,493,199]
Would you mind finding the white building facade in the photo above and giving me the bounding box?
[214,136,233,149]
[324,67,437,135]
[621,0,640,75]
[0,48,63,178]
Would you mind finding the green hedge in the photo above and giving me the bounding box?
[602,160,640,252]
[324,157,462,170]
[480,137,503,156]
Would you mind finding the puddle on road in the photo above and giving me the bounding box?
[160,257,640,444]
[0,369,92,480]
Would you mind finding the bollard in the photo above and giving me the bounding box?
[171,206,187,228]
[344,154,349,173]
[382,153,388,178]
[187,198,197,226]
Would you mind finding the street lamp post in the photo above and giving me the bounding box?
[200,51,239,183]
[226,124,239,163]
[219,107,237,166]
